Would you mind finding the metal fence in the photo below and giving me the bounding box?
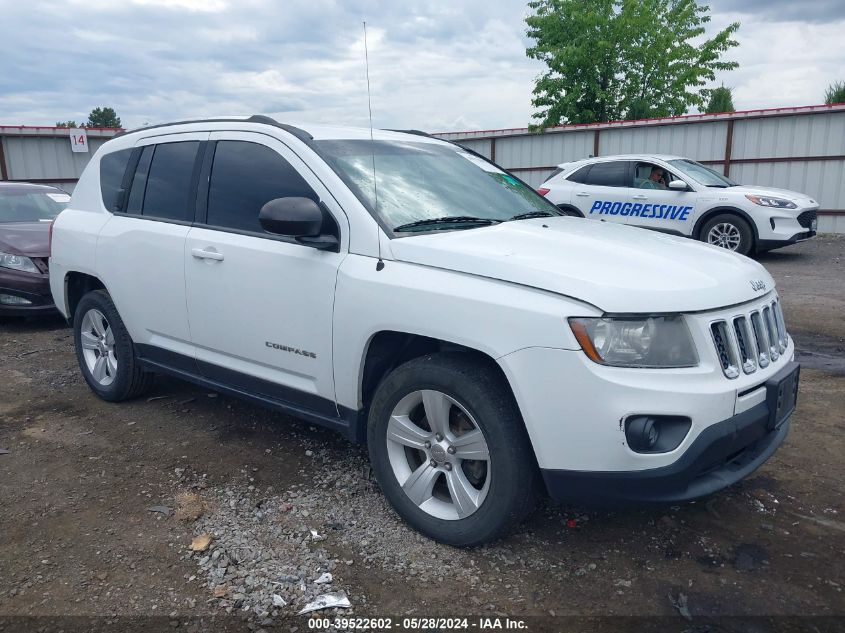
[0,126,120,193]
[435,104,845,233]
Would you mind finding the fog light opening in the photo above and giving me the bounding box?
[0,294,32,306]
[625,415,691,454]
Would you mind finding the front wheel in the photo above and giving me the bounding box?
[73,289,154,401]
[367,353,538,546]
[700,213,754,255]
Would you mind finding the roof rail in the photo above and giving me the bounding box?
[113,115,312,143]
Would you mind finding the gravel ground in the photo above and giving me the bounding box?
[0,235,843,631]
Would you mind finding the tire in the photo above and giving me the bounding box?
[367,352,538,546]
[700,213,754,255]
[73,289,154,402]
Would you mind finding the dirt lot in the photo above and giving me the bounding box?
[1,236,843,631]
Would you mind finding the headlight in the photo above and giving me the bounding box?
[569,315,699,368]
[0,252,39,273]
[745,195,797,209]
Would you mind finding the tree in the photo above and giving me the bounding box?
[526,0,740,127]
[526,0,624,126]
[87,107,121,128]
[705,85,735,113]
[55,121,78,128]
[825,81,845,105]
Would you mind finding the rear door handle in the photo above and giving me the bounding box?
[191,248,224,261]
[632,194,648,200]
[575,191,590,197]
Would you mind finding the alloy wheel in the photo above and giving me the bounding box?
[79,308,117,386]
[385,389,491,520]
[707,222,742,250]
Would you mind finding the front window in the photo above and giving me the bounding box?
[669,159,738,188]
[315,140,558,233]
[0,187,70,222]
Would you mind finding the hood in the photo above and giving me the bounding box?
[732,185,817,206]
[0,221,51,257]
[389,218,775,313]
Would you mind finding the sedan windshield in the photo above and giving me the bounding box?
[314,140,558,233]
[669,159,738,188]
[0,188,70,222]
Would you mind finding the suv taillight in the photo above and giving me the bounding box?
[537,187,550,196]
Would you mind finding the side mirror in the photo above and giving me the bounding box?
[668,180,688,191]
[258,197,339,251]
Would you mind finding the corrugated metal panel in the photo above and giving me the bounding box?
[730,159,845,210]
[731,112,845,159]
[510,168,557,188]
[495,131,594,169]
[2,136,110,180]
[818,215,844,232]
[455,138,493,159]
[599,121,727,161]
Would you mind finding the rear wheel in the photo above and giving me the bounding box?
[701,213,754,255]
[367,353,538,546]
[73,290,154,401]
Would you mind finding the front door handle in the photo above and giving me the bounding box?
[575,191,590,197]
[191,248,224,261]
[632,194,648,200]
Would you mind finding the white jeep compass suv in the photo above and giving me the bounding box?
[538,154,818,255]
[50,117,799,545]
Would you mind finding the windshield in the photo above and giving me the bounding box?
[314,140,558,233]
[0,188,70,222]
[669,159,738,188]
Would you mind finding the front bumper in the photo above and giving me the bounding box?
[758,230,816,252]
[0,268,56,316]
[541,389,791,504]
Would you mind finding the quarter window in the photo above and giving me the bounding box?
[567,165,592,184]
[206,141,318,233]
[140,141,200,222]
[99,149,132,212]
[583,161,629,187]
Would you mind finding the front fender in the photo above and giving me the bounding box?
[331,256,598,411]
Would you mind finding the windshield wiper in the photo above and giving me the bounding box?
[508,211,556,221]
[707,184,729,188]
[393,216,502,233]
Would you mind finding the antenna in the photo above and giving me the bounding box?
[364,20,385,271]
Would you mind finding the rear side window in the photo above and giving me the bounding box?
[99,149,132,212]
[583,161,629,187]
[567,165,592,184]
[140,141,200,222]
[206,141,318,233]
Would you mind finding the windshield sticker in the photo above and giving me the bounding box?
[46,193,71,203]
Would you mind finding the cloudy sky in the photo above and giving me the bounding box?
[0,0,843,132]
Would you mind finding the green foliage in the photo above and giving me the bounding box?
[526,0,740,126]
[55,121,78,128]
[87,107,121,128]
[705,85,735,113]
[825,81,845,105]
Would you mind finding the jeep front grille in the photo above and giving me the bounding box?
[711,299,789,379]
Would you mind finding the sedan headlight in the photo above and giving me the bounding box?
[0,252,39,273]
[745,195,797,209]
[569,316,699,368]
